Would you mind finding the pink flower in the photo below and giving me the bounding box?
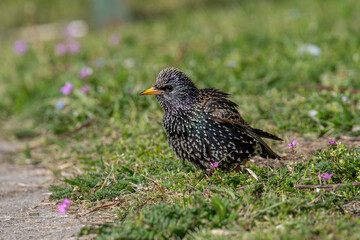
[108,34,121,46]
[13,39,28,55]
[80,84,90,93]
[55,43,67,55]
[319,173,334,181]
[329,140,336,145]
[210,162,219,169]
[57,198,71,214]
[78,67,93,79]
[68,41,81,54]
[286,140,297,148]
[61,82,74,95]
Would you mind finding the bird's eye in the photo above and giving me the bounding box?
[164,85,173,91]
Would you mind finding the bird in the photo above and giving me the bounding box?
[140,67,282,171]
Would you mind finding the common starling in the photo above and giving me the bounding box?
[140,67,282,171]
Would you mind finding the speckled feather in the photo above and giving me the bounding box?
[141,67,282,171]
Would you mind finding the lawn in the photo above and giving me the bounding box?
[1,0,359,239]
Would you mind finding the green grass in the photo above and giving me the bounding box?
[51,143,359,239]
[1,0,360,239]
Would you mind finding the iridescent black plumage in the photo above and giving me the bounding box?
[140,67,282,171]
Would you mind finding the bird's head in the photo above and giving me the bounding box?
[140,67,199,110]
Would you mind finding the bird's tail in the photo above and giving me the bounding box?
[259,144,281,159]
[246,127,282,160]
[252,128,283,141]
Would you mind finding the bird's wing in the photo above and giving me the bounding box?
[200,88,282,141]
[199,88,281,159]
[200,88,248,125]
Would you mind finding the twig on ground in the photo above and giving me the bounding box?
[307,192,324,205]
[59,119,95,138]
[79,200,122,216]
[294,182,360,189]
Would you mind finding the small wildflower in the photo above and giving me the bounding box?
[319,173,334,181]
[63,20,88,39]
[298,44,322,56]
[55,43,67,56]
[68,41,81,54]
[109,34,121,46]
[78,67,93,79]
[123,58,136,68]
[227,61,237,68]
[61,82,74,95]
[55,101,65,109]
[13,39,28,55]
[210,162,219,169]
[340,94,349,103]
[80,84,90,93]
[308,110,318,118]
[286,140,297,148]
[57,198,71,214]
[329,140,336,145]
[94,57,106,68]
[316,188,320,193]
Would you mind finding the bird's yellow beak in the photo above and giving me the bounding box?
[139,87,163,95]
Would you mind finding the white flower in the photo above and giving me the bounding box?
[341,94,349,103]
[299,44,322,56]
[308,110,318,117]
[123,58,136,68]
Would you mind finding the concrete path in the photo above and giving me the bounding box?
[0,142,84,240]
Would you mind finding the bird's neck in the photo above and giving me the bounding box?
[164,94,199,113]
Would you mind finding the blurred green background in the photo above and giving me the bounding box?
[0,0,359,136]
[0,0,234,30]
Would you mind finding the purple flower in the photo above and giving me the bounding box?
[13,39,28,55]
[61,82,74,95]
[286,140,297,148]
[108,34,121,46]
[210,162,219,169]
[329,140,336,145]
[55,43,67,55]
[55,101,65,109]
[80,84,90,93]
[57,198,71,214]
[78,67,93,79]
[319,173,334,181]
[68,41,81,54]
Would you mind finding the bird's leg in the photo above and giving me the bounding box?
[230,165,243,173]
